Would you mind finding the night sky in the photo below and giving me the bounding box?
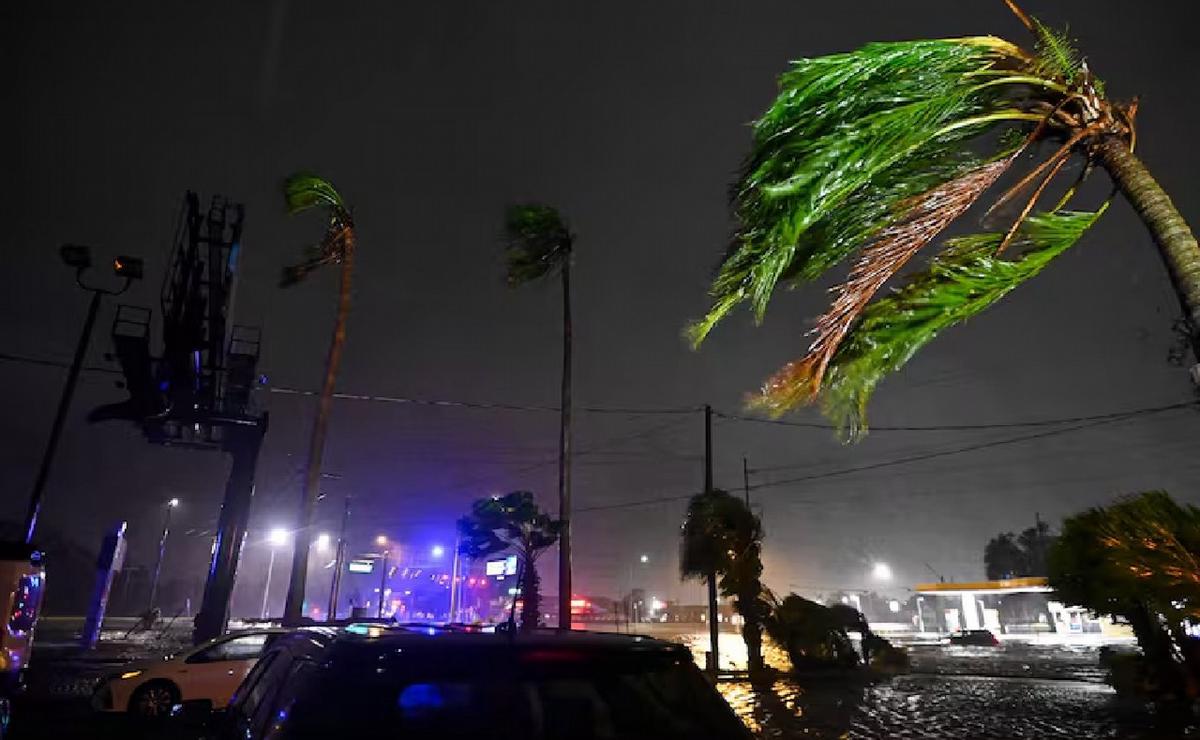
[5,1,1200,612]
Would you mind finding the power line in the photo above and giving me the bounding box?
[573,405,1193,515]
[268,386,699,416]
[750,406,1190,485]
[4,349,1193,433]
[715,400,1199,434]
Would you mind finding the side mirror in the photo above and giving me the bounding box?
[172,698,216,728]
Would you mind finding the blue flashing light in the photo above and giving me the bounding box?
[398,683,444,716]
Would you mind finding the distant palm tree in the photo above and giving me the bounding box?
[458,491,562,631]
[503,204,575,629]
[279,173,356,625]
[680,489,768,671]
[690,1,1200,440]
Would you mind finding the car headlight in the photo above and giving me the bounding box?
[119,670,143,680]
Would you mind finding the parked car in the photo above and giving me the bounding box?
[948,629,1000,646]
[92,628,288,717]
[180,625,752,739]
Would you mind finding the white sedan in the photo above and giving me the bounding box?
[92,628,288,717]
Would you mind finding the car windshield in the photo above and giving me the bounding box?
[191,633,271,662]
[279,646,746,739]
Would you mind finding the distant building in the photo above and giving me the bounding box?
[914,577,1133,641]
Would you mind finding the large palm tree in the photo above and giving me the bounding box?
[690,1,1200,440]
[458,491,562,631]
[504,204,575,628]
[680,489,768,671]
[279,173,356,624]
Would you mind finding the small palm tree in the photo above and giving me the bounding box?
[680,489,768,671]
[458,491,562,631]
[690,1,1200,440]
[503,204,575,628]
[279,173,356,624]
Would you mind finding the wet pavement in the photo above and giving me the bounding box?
[718,674,1192,739]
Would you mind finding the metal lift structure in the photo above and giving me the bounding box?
[91,192,267,643]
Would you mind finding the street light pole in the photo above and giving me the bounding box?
[147,498,179,611]
[24,247,141,544]
[261,548,278,619]
[377,549,391,619]
[327,496,350,621]
[448,532,461,622]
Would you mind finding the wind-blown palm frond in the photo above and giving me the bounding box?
[690,2,1136,438]
[284,172,347,215]
[688,36,1042,345]
[281,173,353,287]
[503,204,571,286]
[755,156,1020,410]
[804,207,1105,439]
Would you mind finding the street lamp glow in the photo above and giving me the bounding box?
[167,498,180,508]
[639,554,649,564]
[316,533,331,552]
[268,527,290,547]
[431,545,445,559]
[375,535,388,547]
[872,562,893,581]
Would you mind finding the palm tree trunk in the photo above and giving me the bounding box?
[283,232,356,624]
[1096,136,1200,361]
[557,255,574,629]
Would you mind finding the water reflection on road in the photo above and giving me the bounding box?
[717,674,1176,739]
[648,627,1192,738]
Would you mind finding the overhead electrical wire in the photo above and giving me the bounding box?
[3,350,1193,433]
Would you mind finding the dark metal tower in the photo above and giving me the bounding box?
[92,192,267,643]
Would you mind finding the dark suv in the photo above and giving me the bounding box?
[200,625,751,739]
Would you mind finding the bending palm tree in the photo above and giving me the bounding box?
[680,489,768,672]
[504,204,575,629]
[280,173,356,624]
[690,1,1200,440]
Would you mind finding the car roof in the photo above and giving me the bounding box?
[274,625,690,659]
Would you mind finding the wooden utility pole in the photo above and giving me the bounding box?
[704,405,719,674]
[742,457,750,507]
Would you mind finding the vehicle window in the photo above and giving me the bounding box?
[189,633,270,663]
[247,650,296,737]
[8,574,43,636]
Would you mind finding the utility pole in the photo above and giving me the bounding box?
[557,254,574,631]
[448,531,462,623]
[704,404,719,674]
[327,496,350,620]
[742,457,750,507]
[25,246,140,544]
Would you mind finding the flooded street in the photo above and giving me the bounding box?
[714,641,1196,739]
[718,674,1181,739]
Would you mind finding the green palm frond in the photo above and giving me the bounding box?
[503,203,571,286]
[808,207,1105,440]
[283,172,347,216]
[688,36,1043,345]
[690,2,1130,438]
[281,172,353,287]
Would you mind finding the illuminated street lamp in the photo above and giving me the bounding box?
[639,554,649,564]
[431,545,445,559]
[375,534,388,547]
[872,562,893,582]
[316,533,331,553]
[148,497,181,612]
[262,528,291,618]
